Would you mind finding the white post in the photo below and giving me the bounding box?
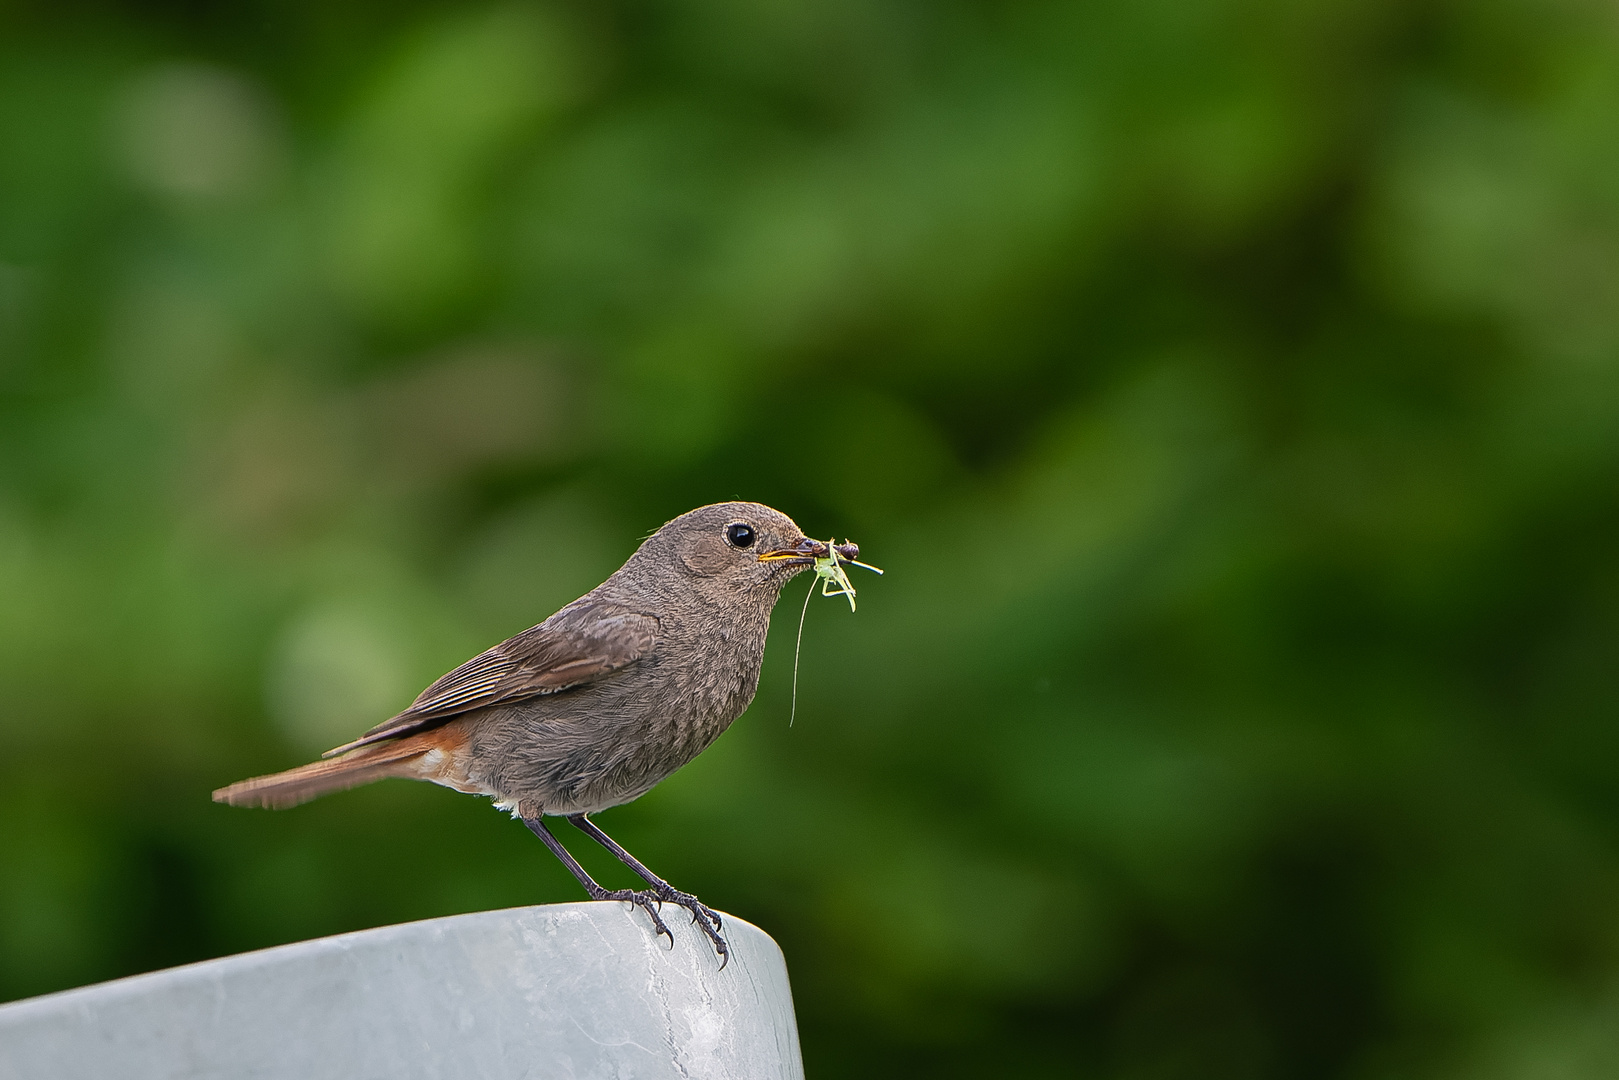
[0,902,805,1080]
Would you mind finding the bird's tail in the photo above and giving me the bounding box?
[212,734,441,810]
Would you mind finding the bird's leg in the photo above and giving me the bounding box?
[520,814,676,949]
[567,814,724,931]
[567,813,730,965]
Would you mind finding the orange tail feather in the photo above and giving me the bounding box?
[212,734,444,810]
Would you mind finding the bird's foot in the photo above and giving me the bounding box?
[649,883,729,966]
[590,887,676,947]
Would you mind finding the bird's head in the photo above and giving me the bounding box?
[636,501,831,603]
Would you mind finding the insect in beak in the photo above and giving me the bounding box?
[809,540,882,612]
[785,537,884,725]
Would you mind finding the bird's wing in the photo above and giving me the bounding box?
[322,607,659,756]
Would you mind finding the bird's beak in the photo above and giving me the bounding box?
[758,537,829,565]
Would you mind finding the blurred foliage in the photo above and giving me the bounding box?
[5,0,1619,1076]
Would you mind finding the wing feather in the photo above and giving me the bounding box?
[322,606,659,757]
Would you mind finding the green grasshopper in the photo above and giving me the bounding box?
[790,540,883,723]
[811,539,883,612]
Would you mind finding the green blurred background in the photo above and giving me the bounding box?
[5,0,1619,1075]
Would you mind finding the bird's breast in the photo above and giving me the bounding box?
[465,605,774,814]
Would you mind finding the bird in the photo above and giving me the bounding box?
[215,502,843,963]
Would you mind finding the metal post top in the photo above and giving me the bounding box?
[0,903,804,1080]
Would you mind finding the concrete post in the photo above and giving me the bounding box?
[0,902,805,1080]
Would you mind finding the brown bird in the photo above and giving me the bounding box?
[215,502,848,962]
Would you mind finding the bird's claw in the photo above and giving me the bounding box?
[594,888,676,948]
[579,871,726,965]
[650,884,729,965]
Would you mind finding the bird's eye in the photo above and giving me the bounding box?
[725,523,756,548]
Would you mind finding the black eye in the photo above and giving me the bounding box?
[725,523,755,548]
